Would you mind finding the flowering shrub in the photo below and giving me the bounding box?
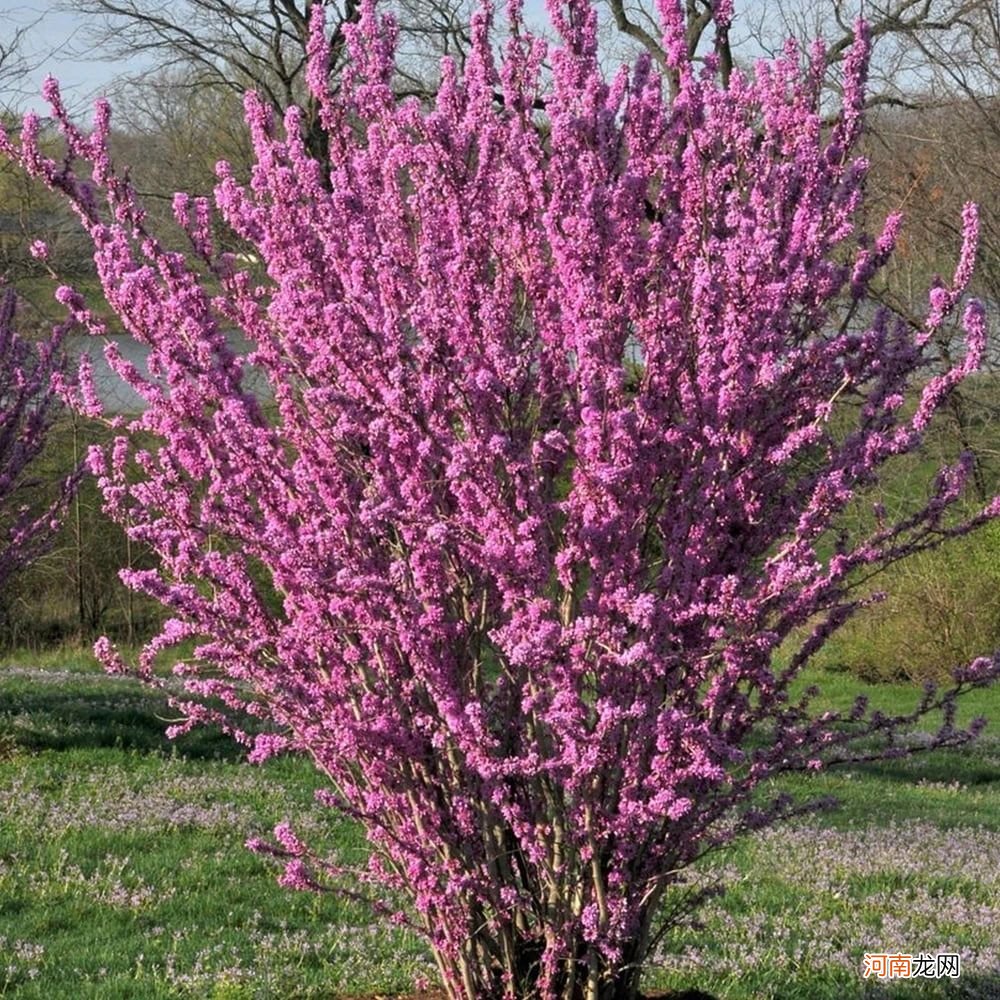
[3,0,998,996]
[0,288,74,595]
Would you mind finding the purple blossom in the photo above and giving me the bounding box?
[0,289,77,590]
[3,0,997,995]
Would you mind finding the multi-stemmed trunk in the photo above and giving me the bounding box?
[433,924,651,1000]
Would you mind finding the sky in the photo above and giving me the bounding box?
[1,2,552,116]
[0,0,807,120]
[1,4,154,115]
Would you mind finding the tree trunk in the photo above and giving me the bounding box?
[434,927,648,1000]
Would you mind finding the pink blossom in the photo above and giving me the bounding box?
[5,1,997,996]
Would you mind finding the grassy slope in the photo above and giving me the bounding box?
[645,680,1000,998]
[0,661,433,999]
[0,658,997,999]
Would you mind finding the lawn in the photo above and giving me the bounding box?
[0,657,998,999]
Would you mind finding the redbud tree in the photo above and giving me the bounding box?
[4,0,999,996]
[0,287,74,596]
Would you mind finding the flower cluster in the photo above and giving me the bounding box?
[0,289,76,590]
[3,0,996,996]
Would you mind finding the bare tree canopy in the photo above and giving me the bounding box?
[58,0,476,106]
[0,9,50,112]
[56,0,482,167]
[600,0,997,104]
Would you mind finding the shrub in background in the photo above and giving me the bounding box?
[0,288,77,606]
[812,386,1000,684]
[0,414,162,650]
[815,519,1000,683]
[4,0,999,996]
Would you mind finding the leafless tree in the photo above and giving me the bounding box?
[0,12,33,101]
[58,0,476,165]
[0,8,58,115]
[862,10,1000,494]
[600,0,995,101]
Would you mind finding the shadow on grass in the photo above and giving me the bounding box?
[680,972,1000,1000]
[0,673,249,761]
[853,753,1000,790]
[380,977,1000,1000]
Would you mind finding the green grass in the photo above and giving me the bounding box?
[0,658,998,998]
[0,660,433,998]
[10,277,117,335]
[643,667,1000,998]
[786,666,1000,736]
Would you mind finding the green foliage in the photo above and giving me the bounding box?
[0,416,163,651]
[805,370,1000,685]
[816,519,1000,684]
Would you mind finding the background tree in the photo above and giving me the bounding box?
[106,69,256,251]
[59,0,477,170]
[0,409,158,650]
[0,9,47,114]
[0,287,76,604]
[0,151,95,308]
